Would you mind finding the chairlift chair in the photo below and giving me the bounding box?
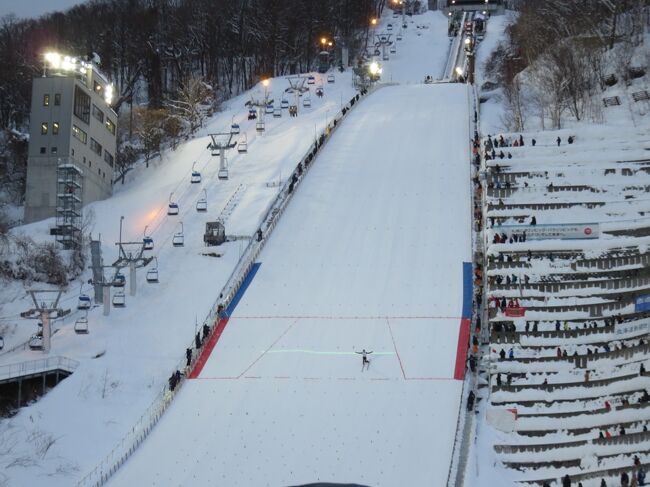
[390,46,396,54]
[265,104,274,114]
[238,134,248,153]
[374,48,381,56]
[327,74,335,84]
[172,222,185,247]
[303,96,311,107]
[218,168,229,180]
[247,108,257,120]
[113,273,126,287]
[231,123,240,134]
[112,292,126,308]
[256,120,265,133]
[196,189,208,212]
[397,33,402,41]
[74,316,89,334]
[211,144,221,157]
[0,336,3,350]
[273,108,282,118]
[387,24,393,31]
[307,75,316,85]
[281,99,289,109]
[146,257,159,283]
[28,334,44,350]
[168,192,179,215]
[190,162,201,183]
[77,294,91,310]
[143,236,154,251]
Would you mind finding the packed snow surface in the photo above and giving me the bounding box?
[111,83,472,486]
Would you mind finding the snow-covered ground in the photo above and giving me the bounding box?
[0,7,474,487]
[112,81,471,487]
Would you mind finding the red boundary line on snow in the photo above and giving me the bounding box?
[188,317,230,379]
[453,318,471,380]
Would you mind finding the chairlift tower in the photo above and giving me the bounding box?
[20,289,71,354]
[286,76,309,115]
[374,32,393,61]
[248,91,272,133]
[111,216,153,301]
[208,132,237,180]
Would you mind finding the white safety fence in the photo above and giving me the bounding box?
[0,355,79,382]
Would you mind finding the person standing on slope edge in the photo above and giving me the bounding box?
[356,349,373,371]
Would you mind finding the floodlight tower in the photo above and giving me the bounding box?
[20,289,71,354]
[286,76,309,115]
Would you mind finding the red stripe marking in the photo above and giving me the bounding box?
[188,317,230,379]
[454,318,471,380]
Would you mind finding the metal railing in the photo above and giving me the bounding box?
[0,356,79,382]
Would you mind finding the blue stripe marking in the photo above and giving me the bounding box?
[462,262,473,319]
[224,262,262,317]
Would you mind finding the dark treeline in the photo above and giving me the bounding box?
[0,0,384,130]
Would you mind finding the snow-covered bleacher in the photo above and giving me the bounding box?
[480,130,650,486]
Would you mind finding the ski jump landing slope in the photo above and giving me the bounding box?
[113,83,472,487]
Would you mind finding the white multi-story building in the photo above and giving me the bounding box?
[24,52,117,246]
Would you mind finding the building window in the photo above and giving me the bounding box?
[105,118,116,135]
[43,94,50,107]
[73,86,91,124]
[72,124,87,144]
[54,94,61,106]
[40,147,46,154]
[93,80,103,96]
[51,147,58,154]
[41,122,48,135]
[104,150,114,167]
[90,138,102,156]
[52,122,59,135]
[92,104,104,123]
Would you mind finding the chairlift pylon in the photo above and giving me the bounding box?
[168,192,179,215]
[172,222,185,247]
[238,133,248,153]
[196,189,208,212]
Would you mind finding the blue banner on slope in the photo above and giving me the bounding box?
[462,262,473,319]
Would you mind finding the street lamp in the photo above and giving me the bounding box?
[371,18,378,26]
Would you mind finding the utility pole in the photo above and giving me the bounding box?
[20,289,70,354]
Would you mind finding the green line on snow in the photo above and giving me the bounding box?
[265,349,395,356]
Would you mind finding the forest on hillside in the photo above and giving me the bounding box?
[0,0,385,214]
